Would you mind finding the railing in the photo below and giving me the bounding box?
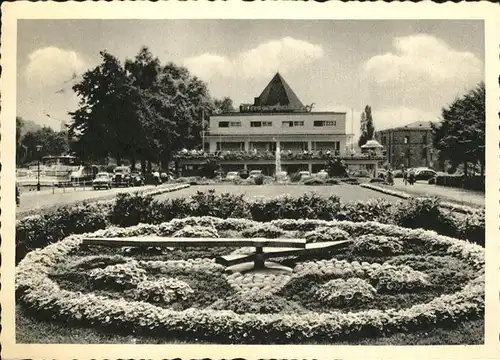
[174,150,385,161]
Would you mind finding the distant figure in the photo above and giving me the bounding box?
[152,171,160,186]
[16,183,20,206]
[408,170,416,185]
[386,169,394,186]
[402,167,408,185]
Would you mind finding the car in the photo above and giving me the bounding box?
[249,170,263,178]
[316,170,328,180]
[113,166,133,187]
[414,168,438,181]
[226,171,240,180]
[131,172,145,186]
[298,171,311,180]
[275,171,289,182]
[93,172,113,190]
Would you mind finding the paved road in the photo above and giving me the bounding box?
[154,184,401,203]
[384,179,485,207]
[16,184,165,215]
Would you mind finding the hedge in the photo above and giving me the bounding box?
[431,174,485,192]
[16,190,485,264]
[16,218,484,343]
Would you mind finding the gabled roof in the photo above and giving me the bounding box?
[254,72,304,108]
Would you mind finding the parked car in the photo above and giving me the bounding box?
[275,171,289,182]
[414,168,438,181]
[226,171,240,180]
[249,170,263,178]
[131,172,145,186]
[113,166,133,187]
[316,170,328,180]
[298,171,311,180]
[93,172,113,190]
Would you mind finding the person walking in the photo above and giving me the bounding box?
[408,169,416,185]
[402,166,408,185]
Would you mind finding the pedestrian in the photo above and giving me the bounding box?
[408,170,415,185]
[403,168,408,185]
[16,182,20,206]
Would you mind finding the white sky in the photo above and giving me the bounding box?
[17,20,484,139]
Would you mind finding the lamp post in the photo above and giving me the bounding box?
[36,144,42,191]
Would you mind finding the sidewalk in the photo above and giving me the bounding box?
[365,179,484,208]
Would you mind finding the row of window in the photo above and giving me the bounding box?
[215,141,341,152]
[218,120,338,128]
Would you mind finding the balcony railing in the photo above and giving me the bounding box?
[174,150,386,161]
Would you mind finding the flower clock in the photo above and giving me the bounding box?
[16,216,484,344]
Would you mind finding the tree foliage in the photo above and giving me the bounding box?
[432,82,485,176]
[68,47,222,170]
[358,105,375,148]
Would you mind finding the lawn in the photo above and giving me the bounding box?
[155,184,400,203]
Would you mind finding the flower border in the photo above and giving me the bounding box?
[16,217,484,343]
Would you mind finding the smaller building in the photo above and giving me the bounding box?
[375,121,438,170]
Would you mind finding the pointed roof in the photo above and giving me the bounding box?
[254,72,304,108]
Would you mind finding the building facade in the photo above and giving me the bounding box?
[176,73,384,176]
[375,121,439,170]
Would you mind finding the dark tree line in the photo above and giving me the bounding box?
[68,47,232,172]
[432,82,485,176]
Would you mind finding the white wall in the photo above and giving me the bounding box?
[209,112,347,136]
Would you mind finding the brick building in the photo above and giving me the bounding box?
[375,121,440,170]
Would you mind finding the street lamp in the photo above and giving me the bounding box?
[36,144,42,191]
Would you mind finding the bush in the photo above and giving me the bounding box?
[336,199,393,223]
[304,227,350,243]
[315,278,376,306]
[241,223,285,238]
[369,178,386,184]
[16,202,111,264]
[392,198,459,238]
[111,193,154,227]
[325,178,340,185]
[209,293,306,314]
[134,278,194,304]
[350,235,404,256]
[340,177,360,185]
[302,177,325,185]
[89,261,147,290]
[435,174,485,192]
[190,190,251,218]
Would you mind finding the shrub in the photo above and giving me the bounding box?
[368,266,430,292]
[335,199,393,223]
[134,278,194,304]
[369,178,386,184]
[302,177,325,185]
[111,193,154,227]
[459,210,485,247]
[315,278,376,306]
[209,293,306,314]
[304,227,350,243]
[16,202,110,264]
[340,177,360,185]
[241,223,285,238]
[88,261,147,290]
[172,225,219,238]
[391,198,459,237]
[190,190,251,218]
[350,235,404,256]
[325,178,340,185]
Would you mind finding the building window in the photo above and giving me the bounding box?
[382,136,387,145]
[262,121,273,127]
[219,121,229,128]
[229,121,241,127]
[250,121,262,127]
[282,121,304,127]
[313,120,337,127]
[422,148,427,159]
[422,134,427,143]
[404,136,409,144]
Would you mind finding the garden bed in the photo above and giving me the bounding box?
[16,217,484,344]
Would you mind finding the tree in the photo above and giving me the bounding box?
[20,127,70,164]
[358,105,375,148]
[213,97,235,114]
[432,82,485,176]
[325,158,348,178]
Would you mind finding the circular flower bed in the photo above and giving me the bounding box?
[16,216,484,343]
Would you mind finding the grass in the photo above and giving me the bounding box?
[155,184,400,203]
